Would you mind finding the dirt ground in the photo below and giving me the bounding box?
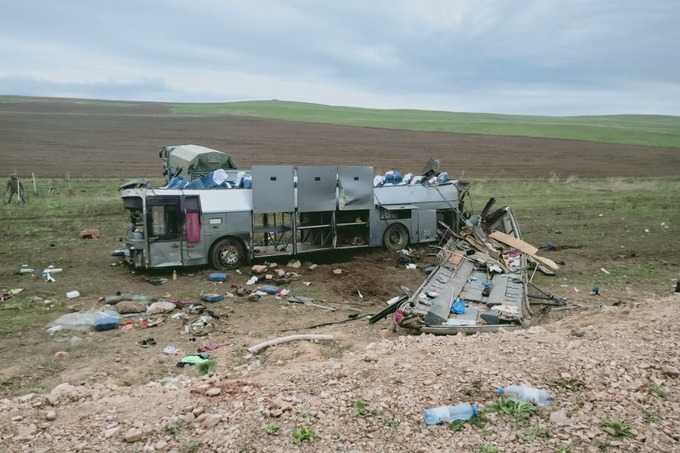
[0,98,679,452]
[1,97,679,179]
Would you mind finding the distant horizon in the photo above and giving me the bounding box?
[3,94,679,119]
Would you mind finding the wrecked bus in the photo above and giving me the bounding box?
[119,162,470,270]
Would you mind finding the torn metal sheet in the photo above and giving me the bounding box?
[392,206,541,335]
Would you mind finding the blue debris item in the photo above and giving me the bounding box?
[436,172,449,184]
[208,273,227,282]
[184,178,206,189]
[110,249,125,256]
[165,176,188,189]
[450,299,466,315]
[545,242,557,251]
[383,171,403,185]
[94,316,119,331]
[424,265,437,275]
[201,293,225,303]
[259,284,280,295]
[592,286,600,295]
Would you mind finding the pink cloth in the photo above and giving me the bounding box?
[186,212,200,243]
[394,310,405,326]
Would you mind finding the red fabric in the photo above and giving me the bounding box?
[197,341,230,353]
[186,212,200,243]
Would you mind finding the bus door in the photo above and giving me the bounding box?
[146,195,183,267]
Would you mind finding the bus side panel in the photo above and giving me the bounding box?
[415,209,437,243]
[203,211,253,261]
[369,209,384,247]
[369,209,414,247]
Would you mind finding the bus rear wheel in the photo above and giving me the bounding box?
[383,223,409,251]
[211,238,244,270]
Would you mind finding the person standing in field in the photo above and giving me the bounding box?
[4,173,27,203]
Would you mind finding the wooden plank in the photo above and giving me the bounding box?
[448,252,464,265]
[489,231,539,255]
[531,254,560,271]
[489,231,559,271]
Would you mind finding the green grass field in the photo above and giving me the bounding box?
[2,176,678,306]
[469,177,680,290]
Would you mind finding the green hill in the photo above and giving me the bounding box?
[171,100,680,148]
[2,96,678,148]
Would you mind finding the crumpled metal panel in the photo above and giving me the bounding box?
[337,166,374,210]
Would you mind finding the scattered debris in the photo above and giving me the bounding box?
[1,288,22,301]
[259,284,279,295]
[115,301,145,314]
[136,338,157,348]
[251,265,268,274]
[208,272,227,282]
[49,310,121,332]
[200,293,224,303]
[383,205,565,335]
[288,295,335,311]
[197,341,230,353]
[79,228,101,239]
[163,346,180,355]
[146,301,176,314]
[176,354,211,367]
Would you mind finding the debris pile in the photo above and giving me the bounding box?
[374,207,566,334]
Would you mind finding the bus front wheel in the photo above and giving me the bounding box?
[211,238,244,270]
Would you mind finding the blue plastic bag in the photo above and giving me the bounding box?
[450,299,466,314]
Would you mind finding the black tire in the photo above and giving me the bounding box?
[383,223,409,251]
[211,238,244,270]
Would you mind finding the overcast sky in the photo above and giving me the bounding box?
[1,0,678,115]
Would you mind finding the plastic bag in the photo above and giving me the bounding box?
[49,310,121,331]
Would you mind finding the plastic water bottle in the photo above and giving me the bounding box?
[498,385,552,406]
[422,403,478,425]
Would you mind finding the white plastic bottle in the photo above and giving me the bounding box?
[422,403,478,425]
[498,385,552,406]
